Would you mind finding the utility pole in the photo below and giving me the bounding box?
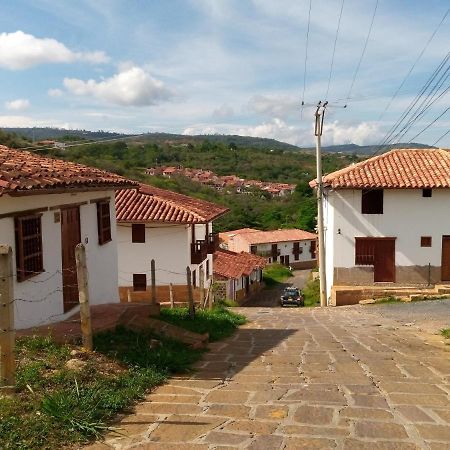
[314,101,328,307]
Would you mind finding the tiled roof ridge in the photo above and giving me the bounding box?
[310,148,450,189]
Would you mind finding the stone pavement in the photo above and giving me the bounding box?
[88,305,450,450]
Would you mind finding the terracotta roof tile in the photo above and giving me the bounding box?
[310,148,450,189]
[213,249,266,279]
[115,183,229,224]
[220,228,317,245]
[0,145,136,196]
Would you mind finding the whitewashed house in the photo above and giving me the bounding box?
[220,228,317,269]
[213,249,266,304]
[0,146,136,329]
[115,184,229,302]
[311,148,450,304]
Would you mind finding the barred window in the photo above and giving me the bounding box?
[97,201,111,245]
[355,238,376,265]
[15,215,44,281]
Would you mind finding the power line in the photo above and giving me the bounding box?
[300,0,312,119]
[377,7,450,122]
[408,105,450,143]
[432,129,450,146]
[345,0,378,102]
[325,0,345,100]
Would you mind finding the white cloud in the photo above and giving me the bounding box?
[0,31,109,70]
[48,88,63,97]
[212,104,234,119]
[63,66,176,106]
[0,114,77,128]
[248,95,298,118]
[322,120,382,146]
[5,98,30,111]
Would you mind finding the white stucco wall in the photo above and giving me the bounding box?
[0,190,119,330]
[117,223,212,288]
[325,188,450,296]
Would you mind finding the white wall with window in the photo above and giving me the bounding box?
[0,190,119,329]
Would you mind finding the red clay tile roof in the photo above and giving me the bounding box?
[220,228,317,245]
[0,145,136,196]
[219,228,259,245]
[115,183,230,223]
[213,249,266,279]
[310,148,450,189]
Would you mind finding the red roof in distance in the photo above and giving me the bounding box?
[213,249,266,279]
[220,228,317,245]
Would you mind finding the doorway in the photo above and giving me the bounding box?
[374,238,395,282]
[61,207,81,312]
[442,236,450,281]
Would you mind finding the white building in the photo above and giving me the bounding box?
[115,184,229,302]
[0,146,136,329]
[220,228,317,269]
[213,249,266,304]
[312,148,450,303]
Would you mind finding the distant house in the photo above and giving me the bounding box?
[115,184,229,303]
[220,228,317,269]
[213,249,266,304]
[0,146,136,329]
[310,148,450,304]
[162,167,178,178]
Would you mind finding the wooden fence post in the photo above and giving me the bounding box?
[0,245,15,392]
[199,266,205,309]
[169,283,174,309]
[151,259,157,305]
[208,277,214,310]
[75,244,93,351]
[186,266,195,319]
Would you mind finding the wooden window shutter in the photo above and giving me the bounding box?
[132,224,146,243]
[14,215,44,281]
[97,201,112,245]
[420,236,432,247]
[310,240,316,258]
[133,274,147,291]
[355,238,376,265]
[362,189,383,214]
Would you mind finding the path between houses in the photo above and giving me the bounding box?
[87,303,450,450]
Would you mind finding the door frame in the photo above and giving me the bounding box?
[442,235,450,281]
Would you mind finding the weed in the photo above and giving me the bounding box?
[263,263,292,287]
[302,277,320,307]
[158,306,246,342]
[441,328,450,339]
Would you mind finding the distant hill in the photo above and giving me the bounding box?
[2,127,434,155]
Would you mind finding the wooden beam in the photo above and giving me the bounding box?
[0,207,48,220]
[49,201,88,211]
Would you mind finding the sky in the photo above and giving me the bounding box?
[0,0,448,147]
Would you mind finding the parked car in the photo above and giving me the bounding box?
[280,286,304,307]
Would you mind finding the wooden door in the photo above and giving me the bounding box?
[442,236,450,281]
[61,207,81,312]
[374,238,395,282]
[285,255,290,266]
[271,244,278,261]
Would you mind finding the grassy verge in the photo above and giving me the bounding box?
[441,328,450,340]
[158,306,246,342]
[302,277,320,307]
[263,263,293,288]
[0,327,203,449]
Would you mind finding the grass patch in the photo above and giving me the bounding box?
[158,306,246,342]
[263,263,293,288]
[0,327,204,449]
[303,277,320,307]
[373,296,402,304]
[441,328,450,339]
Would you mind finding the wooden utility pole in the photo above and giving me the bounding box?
[186,266,195,319]
[199,266,205,309]
[0,245,15,392]
[169,283,174,309]
[151,259,157,305]
[314,101,328,307]
[75,244,93,351]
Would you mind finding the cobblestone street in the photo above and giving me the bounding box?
[90,303,450,450]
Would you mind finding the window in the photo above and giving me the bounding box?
[355,238,376,265]
[97,201,111,245]
[293,242,303,261]
[361,189,383,214]
[15,215,44,281]
[250,245,257,254]
[421,236,432,247]
[310,240,316,258]
[422,189,432,198]
[132,223,145,243]
[133,274,147,291]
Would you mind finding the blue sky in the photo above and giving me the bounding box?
[0,0,448,147]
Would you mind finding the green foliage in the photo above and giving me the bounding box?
[302,277,320,307]
[0,129,30,148]
[158,306,246,342]
[263,263,293,287]
[441,328,450,339]
[0,329,204,449]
